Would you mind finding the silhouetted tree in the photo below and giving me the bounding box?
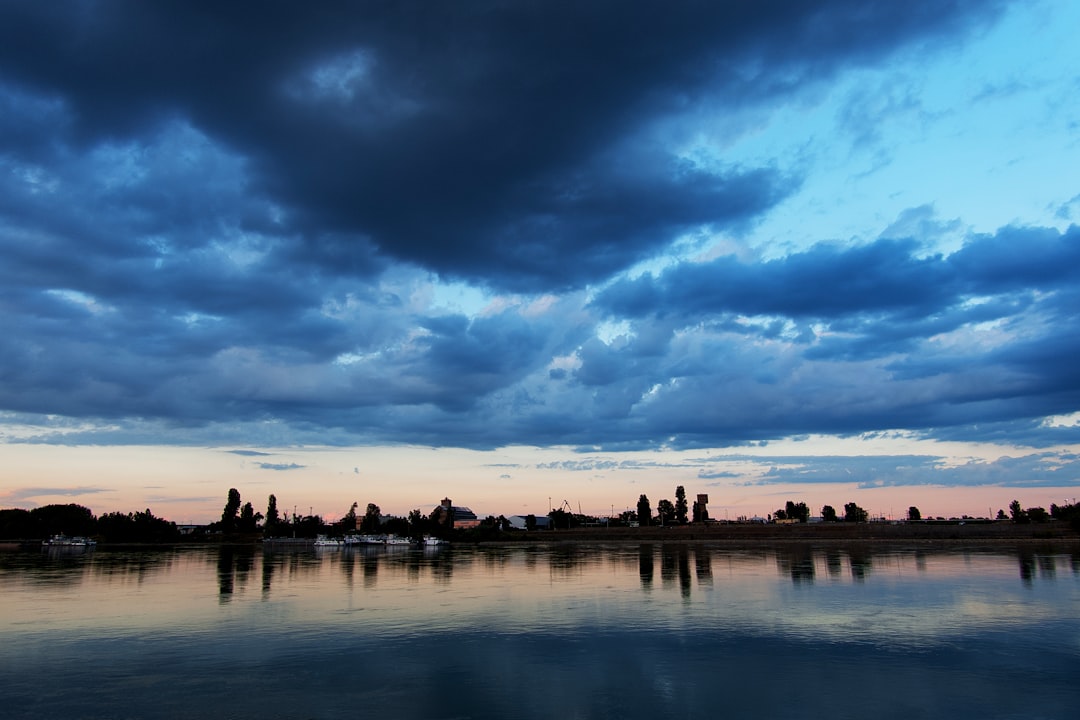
[407,508,435,538]
[1050,502,1080,530]
[335,502,359,533]
[221,488,241,533]
[29,504,97,538]
[785,501,809,523]
[360,503,381,533]
[548,508,572,530]
[907,506,922,521]
[844,502,868,523]
[238,502,262,533]
[265,494,280,534]
[1009,499,1028,524]
[383,515,409,536]
[674,486,688,525]
[821,505,838,522]
[0,508,33,539]
[97,508,180,543]
[525,514,537,531]
[637,495,651,527]
[1026,506,1049,523]
[656,499,676,526]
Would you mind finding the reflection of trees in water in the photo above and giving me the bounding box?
[261,552,274,598]
[523,546,540,572]
[256,548,322,597]
[775,547,815,584]
[693,545,712,587]
[659,544,692,599]
[428,550,454,584]
[660,544,677,590]
[47,549,176,589]
[639,544,654,591]
[234,546,254,592]
[548,545,592,578]
[847,546,872,582]
[1017,549,1060,583]
[217,545,256,600]
[824,549,843,579]
[915,550,927,573]
[481,547,513,573]
[362,551,379,588]
[217,546,235,600]
[11,548,177,589]
[340,550,356,588]
[1037,554,1056,579]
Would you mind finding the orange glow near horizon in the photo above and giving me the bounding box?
[2,441,1075,525]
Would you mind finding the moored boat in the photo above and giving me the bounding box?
[42,534,97,547]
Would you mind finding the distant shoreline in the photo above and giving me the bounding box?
[5,521,1077,551]
[485,521,1080,548]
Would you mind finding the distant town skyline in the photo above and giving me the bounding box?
[2,2,1079,523]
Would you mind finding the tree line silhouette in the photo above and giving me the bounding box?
[2,487,1078,543]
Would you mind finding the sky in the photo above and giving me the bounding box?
[2,1,1080,524]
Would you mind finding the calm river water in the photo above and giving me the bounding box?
[2,542,1078,719]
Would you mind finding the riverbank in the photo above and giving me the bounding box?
[498,521,1080,547]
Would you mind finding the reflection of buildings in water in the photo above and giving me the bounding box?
[639,544,654,590]
[431,497,480,530]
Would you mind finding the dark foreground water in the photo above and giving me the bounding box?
[2,542,1078,720]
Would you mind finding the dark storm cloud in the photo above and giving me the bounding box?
[0,0,1001,291]
[9,0,1072,458]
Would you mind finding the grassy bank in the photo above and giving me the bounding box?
[504,521,1080,547]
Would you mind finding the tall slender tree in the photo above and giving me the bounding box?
[637,494,651,527]
[265,494,280,532]
[221,488,241,533]
[674,486,688,525]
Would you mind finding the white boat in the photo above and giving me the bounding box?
[313,535,343,547]
[42,534,97,547]
[423,535,449,546]
[384,534,414,546]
